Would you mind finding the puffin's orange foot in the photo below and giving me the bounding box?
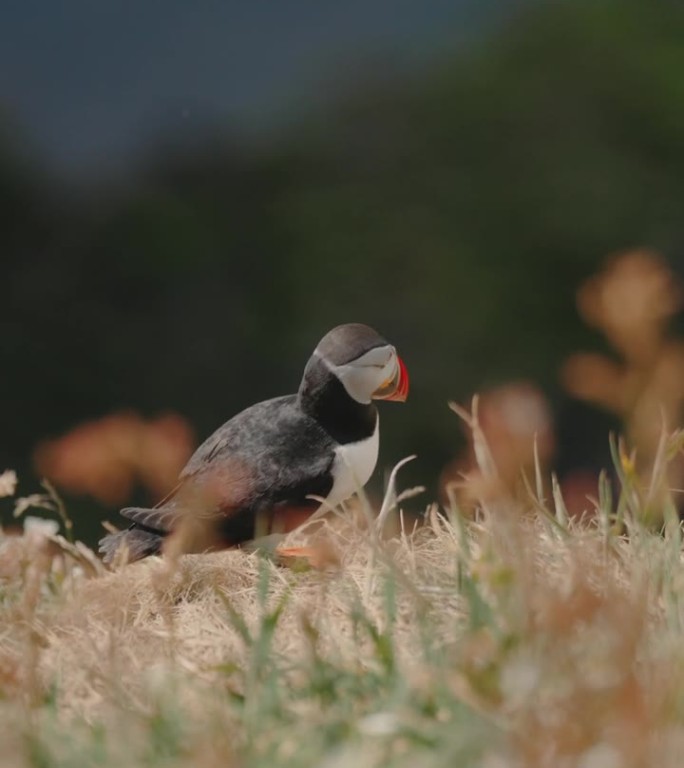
[275,543,340,571]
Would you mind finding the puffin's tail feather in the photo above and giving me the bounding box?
[98,526,163,565]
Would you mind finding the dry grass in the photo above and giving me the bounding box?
[4,410,684,767]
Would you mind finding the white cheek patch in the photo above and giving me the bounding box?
[320,345,396,404]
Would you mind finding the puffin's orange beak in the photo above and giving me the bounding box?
[373,355,409,402]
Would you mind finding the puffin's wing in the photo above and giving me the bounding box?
[120,454,255,531]
[121,396,337,544]
[178,407,265,480]
[120,503,179,532]
[178,394,337,496]
[118,478,184,531]
[198,395,337,508]
[118,403,273,534]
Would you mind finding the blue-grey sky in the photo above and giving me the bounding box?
[0,0,506,177]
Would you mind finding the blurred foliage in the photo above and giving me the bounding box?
[2,0,684,541]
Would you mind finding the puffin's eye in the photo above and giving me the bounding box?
[367,356,392,369]
[352,346,394,369]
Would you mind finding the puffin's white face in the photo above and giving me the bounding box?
[320,344,409,404]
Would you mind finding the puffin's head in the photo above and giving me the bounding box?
[311,323,409,405]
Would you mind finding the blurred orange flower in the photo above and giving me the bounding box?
[442,382,554,508]
[576,249,682,365]
[33,412,195,506]
[561,249,684,513]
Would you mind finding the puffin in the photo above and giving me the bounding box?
[99,323,409,564]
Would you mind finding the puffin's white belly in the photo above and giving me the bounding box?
[324,418,379,507]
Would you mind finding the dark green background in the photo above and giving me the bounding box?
[2,0,682,543]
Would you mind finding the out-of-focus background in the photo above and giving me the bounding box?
[3,0,684,544]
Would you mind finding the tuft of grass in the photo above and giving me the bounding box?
[4,408,684,765]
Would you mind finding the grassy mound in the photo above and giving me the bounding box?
[2,419,684,767]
